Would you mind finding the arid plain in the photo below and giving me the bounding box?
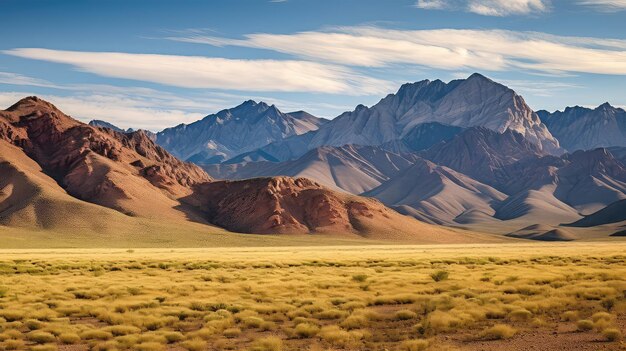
[0,243,624,351]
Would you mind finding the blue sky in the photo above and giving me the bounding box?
[1,0,625,130]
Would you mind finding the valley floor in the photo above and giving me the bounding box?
[0,243,625,350]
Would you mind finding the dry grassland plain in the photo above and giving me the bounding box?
[0,243,624,351]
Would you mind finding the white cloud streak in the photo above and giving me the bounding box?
[2,48,393,95]
[0,72,351,129]
[0,91,205,131]
[167,27,626,75]
[415,0,549,16]
[578,0,626,11]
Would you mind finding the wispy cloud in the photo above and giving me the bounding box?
[0,90,206,131]
[0,72,58,88]
[2,48,393,95]
[415,0,550,16]
[0,72,352,129]
[415,0,448,9]
[577,0,626,11]
[166,27,626,76]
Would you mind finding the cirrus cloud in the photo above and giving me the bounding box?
[415,0,550,16]
[2,48,393,95]
[577,0,626,11]
[166,27,626,76]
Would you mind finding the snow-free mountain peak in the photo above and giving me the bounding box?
[156,101,327,164]
[540,102,626,151]
[305,73,560,155]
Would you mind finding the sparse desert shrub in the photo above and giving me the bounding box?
[508,309,532,321]
[481,324,516,340]
[394,310,418,321]
[576,319,594,331]
[430,270,449,282]
[30,344,58,351]
[400,339,429,351]
[134,342,165,351]
[105,325,141,336]
[561,311,578,321]
[222,327,241,338]
[341,315,368,330]
[27,331,56,344]
[80,329,113,340]
[314,309,347,320]
[180,338,207,351]
[319,325,350,346]
[0,330,22,341]
[531,318,547,328]
[425,311,461,332]
[591,312,613,323]
[2,339,25,350]
[242,316,265,328]
[59,333,81,344]
[250,336,283,351]
[91,340,120,351]
[0,310,23,322]
[352,274,368,282]
[161,331,184,343]
[294,323,320,338]
[25,319,44,330]
[602,328,622,342]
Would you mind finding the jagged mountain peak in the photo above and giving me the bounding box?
[156,101,326,164]
[305,73,560,154]
[597,102,614,110]
[542,102,626,151]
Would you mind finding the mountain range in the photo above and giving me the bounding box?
[2,73,626,244]
[0,96,488,244]
[538,103,626,152]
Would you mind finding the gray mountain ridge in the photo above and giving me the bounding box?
[539,103,626,152]
[155,100,328,164]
